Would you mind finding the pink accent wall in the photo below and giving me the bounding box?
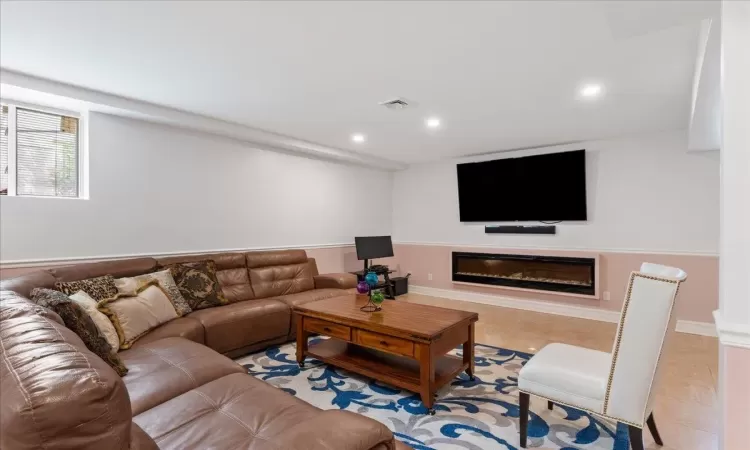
[391,243,718,323]
[722,345,750,450]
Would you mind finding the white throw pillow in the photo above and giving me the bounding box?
[99,284,178,349]
[69,290,120,352]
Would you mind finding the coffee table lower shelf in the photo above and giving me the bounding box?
[305,338,467,396]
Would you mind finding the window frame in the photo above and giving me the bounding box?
[1,99,86,199]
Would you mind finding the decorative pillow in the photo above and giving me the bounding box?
[98,283,179,349]
[55,275,118,301]
[114,270,192,316]
[163,260,228,310]
[69,290,120,351]
[30,288,128,376]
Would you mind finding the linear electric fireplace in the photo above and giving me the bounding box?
[452,252,596,296]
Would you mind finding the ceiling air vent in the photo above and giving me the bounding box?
[379,98,411,110]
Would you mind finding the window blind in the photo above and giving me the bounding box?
[15,108,79,197]
[0,105,8,194]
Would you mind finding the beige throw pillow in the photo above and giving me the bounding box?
[69,290,121,352]
[114,270,192,316]
[99,284,178,349]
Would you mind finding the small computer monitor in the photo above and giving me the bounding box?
[355,236,394,261]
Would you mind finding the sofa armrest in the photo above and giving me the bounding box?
[314,273,357,290]
[276,410,398,450]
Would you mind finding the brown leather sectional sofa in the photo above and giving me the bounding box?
[0,249,408,450]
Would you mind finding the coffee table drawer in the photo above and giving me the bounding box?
[304,317,351,341]
[356,330,414,357]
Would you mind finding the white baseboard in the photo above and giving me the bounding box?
[676,320,720,337]
[713,310,750,349]
[410,285,717,337]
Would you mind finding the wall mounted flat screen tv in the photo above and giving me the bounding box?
[456,149,587,222]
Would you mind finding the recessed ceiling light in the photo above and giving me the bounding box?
[351,133,366,143]
[580,84,603,98]
[426,117,441,129]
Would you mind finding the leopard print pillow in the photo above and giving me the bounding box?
[31,288,128,376]
[55,275,118,302]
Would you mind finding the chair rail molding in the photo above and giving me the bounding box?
[713,310,750,349]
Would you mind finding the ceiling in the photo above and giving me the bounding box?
[0,1,719,164]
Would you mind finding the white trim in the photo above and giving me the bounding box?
[0,97,82,119]
[392,241,719,257]
[676,320,719,337]
[0,242,355,268]
[410,285,717,337]
[713,310,750,349]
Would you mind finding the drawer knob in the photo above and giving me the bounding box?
[380,340,388,346]
[323,327,331,332]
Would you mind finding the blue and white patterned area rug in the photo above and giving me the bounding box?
[236,339,630,450]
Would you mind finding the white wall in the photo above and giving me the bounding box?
[392,130,719,254]
[0,113,393,262]
[719,0,750,323]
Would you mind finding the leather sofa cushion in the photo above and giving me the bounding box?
[273,288,349,308]
[0,271,57,298]
[245,249,309,268]
[247,249,315,298]
[157,252,255,303]
[134,373,396,450]
[130,316,205,348]
[0,292,132,450]
[187,299,290,354]
[249,262,315,298]
[314,273,358,290]
[120,337,245,415]
[48,257,157,282]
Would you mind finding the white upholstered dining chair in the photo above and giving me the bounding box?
[517,263,687,450]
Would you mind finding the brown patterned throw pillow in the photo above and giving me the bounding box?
[30,288,128,376]
[55,275,119,302]
[163,260,228,310]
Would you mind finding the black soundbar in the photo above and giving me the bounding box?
[485,225,556,235]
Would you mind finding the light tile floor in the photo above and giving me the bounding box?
[400,293,720,450]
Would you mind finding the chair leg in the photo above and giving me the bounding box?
[547,400,553,410]
[628,425,644,450]
[646,413,664,446]
[519,392,529,448]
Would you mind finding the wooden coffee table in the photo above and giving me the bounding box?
[294,295,478,414]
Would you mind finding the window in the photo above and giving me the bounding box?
[0,103,82,198]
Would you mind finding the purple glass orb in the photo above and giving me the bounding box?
[356,280,370,294]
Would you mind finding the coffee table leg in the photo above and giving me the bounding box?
[418,343,436,415]
[463,323,475,380]
[296,314,308,368]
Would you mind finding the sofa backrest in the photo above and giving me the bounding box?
[0,291,137,449]
[0,250,320,304]
[245,249,315,298]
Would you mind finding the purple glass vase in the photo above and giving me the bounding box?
[356,280,370,294]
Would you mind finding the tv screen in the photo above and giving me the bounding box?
[355,236,394,260]
[456,149,587,222]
